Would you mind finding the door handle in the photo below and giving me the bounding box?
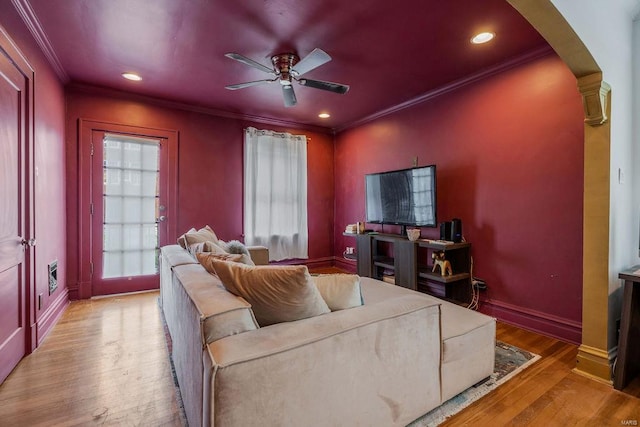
[21,238,36,247]
[156,216,166,223]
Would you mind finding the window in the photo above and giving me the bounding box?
[243,127,308,261]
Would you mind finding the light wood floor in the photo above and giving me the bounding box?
[0,291,184,426]
[0,290,638,426]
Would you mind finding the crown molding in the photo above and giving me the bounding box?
[335,45,555,133]
[66,83,334,135]
[11,0,69,83]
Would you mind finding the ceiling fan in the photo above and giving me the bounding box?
[224,48,350,107]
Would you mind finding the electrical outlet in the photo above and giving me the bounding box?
[472,278,487,291]
[345,246,355,255]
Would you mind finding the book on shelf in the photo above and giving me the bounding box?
[381,275,396,285]
[344,224,358,233]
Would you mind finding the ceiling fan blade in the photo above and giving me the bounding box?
[298,78,349,94]
[225,79,275,90]
[291,48,332,76]
[282,85,297,107]
[225,53,275,75]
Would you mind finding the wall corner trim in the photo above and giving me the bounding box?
[36,289,69,346]
[574,343,614,384]
[577,73,611,126]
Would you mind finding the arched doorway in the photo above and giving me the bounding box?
[508,0,614,383]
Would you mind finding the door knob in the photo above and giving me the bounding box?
[21,238,36,247]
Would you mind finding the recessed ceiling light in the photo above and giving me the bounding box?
[318,113,330,118]
[471,32,495,44]
[122,72,142,81]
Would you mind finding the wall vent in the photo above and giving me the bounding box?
[48,260,58,295]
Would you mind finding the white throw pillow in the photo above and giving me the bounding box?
[312,274,363,311]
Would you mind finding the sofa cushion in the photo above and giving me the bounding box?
[173,264,259,344]
[246,246,269,265]
[312,274,363,311]
[439,302,495,363]
[205,293,442,427]
[197,251,255,269]
[357,276,495,401]
[209,260,331,326]
[161,244,199,267]
[438,301,495,401]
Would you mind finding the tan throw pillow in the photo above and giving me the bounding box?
[312,274,363,311]
[184,225,219,246]
[197,252,255,270]
[204,241,227,254]
[187,240,227,258]
[187,241,206,258]
[209,260,330,326]
[177,227,197,248]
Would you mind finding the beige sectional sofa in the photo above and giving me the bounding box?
[160,244,496,427]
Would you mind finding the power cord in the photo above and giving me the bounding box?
[467,255,479,311]
[342,251,357,262]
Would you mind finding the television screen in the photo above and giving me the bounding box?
[365,165,436,227]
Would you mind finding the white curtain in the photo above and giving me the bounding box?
[244,127,308,261]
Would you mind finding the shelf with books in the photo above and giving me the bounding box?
[346,232,472,304]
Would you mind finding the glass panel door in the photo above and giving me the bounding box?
[91,130,168,296]
[102,135,160,278]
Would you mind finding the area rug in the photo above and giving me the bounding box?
[408,341,540,426]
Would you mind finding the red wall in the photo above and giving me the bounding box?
[5,3,583,346]
[0,8,68,345]
[334,53,584,343]
[65,89,335,297]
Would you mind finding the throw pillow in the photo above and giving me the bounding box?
[203,241,228,254]
[187,240,228,258]
[187,241,207,258]
[184,225,219,247]
[197,252,255,270]
[209,260,330,326]
[177,227,196,248]
[312,274,364,311]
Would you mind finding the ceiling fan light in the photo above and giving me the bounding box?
[471,32,495,44]
[318,113,330,118]
[122,72,142,81]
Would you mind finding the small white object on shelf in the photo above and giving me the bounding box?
[406,228,421,241]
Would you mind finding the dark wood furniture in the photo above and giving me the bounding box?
[346,232,472,304]
[614,266,640,390]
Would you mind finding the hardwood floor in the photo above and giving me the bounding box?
[443,323,640,426]
[0,290,638,426]
[0,291,184,426]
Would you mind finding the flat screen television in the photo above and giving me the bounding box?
[365,165,437,228]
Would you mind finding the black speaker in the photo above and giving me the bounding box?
[439,222,452,241]
[451,218,462,243]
